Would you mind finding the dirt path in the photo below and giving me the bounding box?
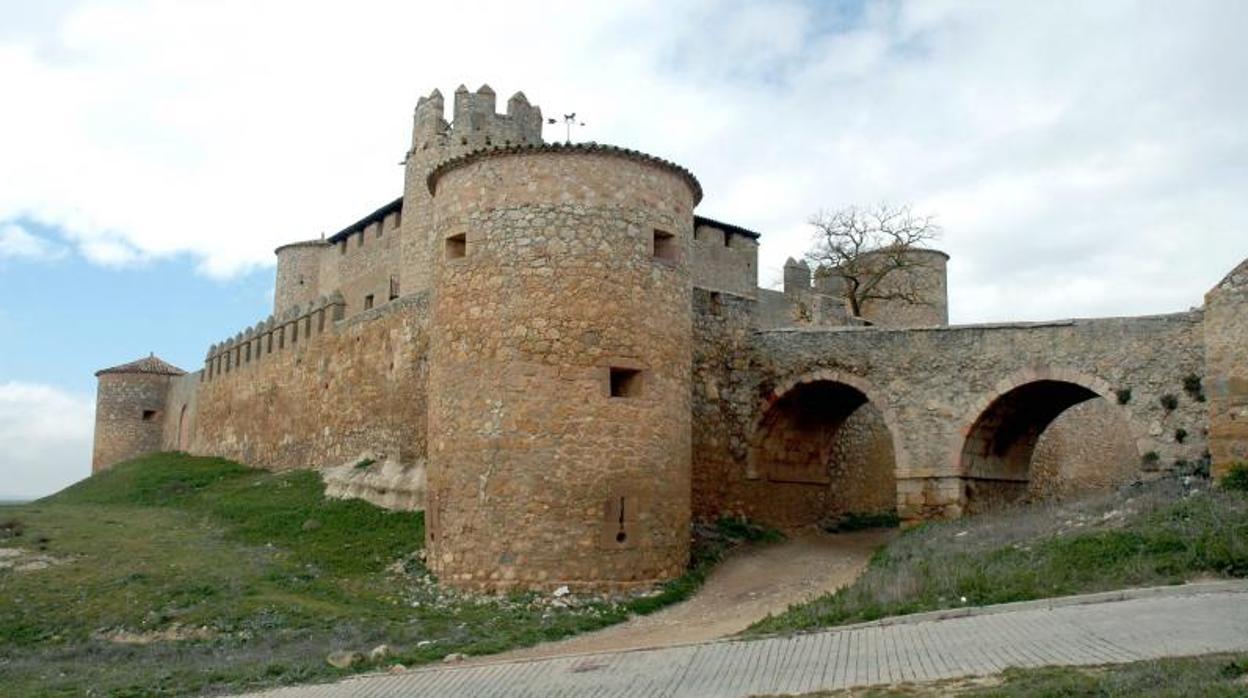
[488,528,892,662]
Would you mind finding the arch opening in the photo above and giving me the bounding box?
[960,379,1136,514]
[746,380,897,529]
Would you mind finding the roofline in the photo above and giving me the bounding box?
[325,197,403,245]
[694,215,761,240]
[426,142,703,205]
[274,239,330,255]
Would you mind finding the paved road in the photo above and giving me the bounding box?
[249,583,1248,697]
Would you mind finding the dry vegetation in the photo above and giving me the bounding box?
[750,474,1248,635]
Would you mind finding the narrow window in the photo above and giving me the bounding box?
[709,291,722,316]
[357,230,365,247]
[653,229,676,262]
[609,367,643,398]
[339,240,347,255]
[445,233,467,260]
[393,211,401,228]
[364,294,375,310]
[141,410,157,421]
[389,276,400,301]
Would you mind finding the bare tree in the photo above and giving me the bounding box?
[804,203,941,318]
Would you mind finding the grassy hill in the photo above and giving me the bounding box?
[749,474,1248,636]
[0,453,742,697]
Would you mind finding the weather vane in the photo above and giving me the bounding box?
[547,113,585,144]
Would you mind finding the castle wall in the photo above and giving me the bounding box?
[161,372,201,452]
[92,372,177,472]
[425,148,695,591]
[1205,260,1248,477]
[690,222,758,298]
[193,294,429,475]
[328,213,402,318]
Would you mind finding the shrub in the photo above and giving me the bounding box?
[0,518,23,539]
[1160,393,1179,411]
[1141,451,1161,467]
[353,458,376,470]
[1224,463,1248,493]
[1183,374,1204,400]
[1115,388,1132,405]
[1175,428,1188,444]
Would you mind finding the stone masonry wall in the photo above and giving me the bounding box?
[161,372,201,453]
[274,241,327,318]
[92,373,177,472]
[731,312,1207,522]
[193,294,429,473]
[426,149,695,591]
[1028,397,1140,498]
[1205,260,1248,477]
[691,223,758,299]
[328,213,402,318]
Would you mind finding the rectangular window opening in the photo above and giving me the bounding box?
[709,291,722,316]
[653,229,677,262]
[445,233,467,260]
[339,241,347,255]
[364,294,375,311]
[141,409,157,422]
[609,367,643,398]
[389,276,400,301]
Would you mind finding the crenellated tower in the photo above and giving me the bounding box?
[399,85,544,296]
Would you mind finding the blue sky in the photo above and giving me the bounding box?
[1,220,271,396]
[1,0,1246,499]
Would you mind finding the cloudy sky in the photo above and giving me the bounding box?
[1,0,1245,498]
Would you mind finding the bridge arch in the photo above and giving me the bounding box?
[746,371,906,528]
[953,367,1143,513]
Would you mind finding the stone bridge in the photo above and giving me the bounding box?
[693,303,1212,525]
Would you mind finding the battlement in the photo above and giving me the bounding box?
[409,84,543,160]
[203,293,346,382]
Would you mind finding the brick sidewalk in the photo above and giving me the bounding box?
[247,583,1248,697]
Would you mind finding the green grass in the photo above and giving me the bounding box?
[749,478,1248,636]
[0,453,759,697]
[791,653,1248,696]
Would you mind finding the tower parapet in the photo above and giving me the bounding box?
[400,85,545,297]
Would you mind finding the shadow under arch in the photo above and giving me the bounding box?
[954,368,1141,514]
[745,371,904,529]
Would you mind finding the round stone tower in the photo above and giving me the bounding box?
[857,248,950,327]
[273,240,328,317]
[92,354,186,472]
[424,143,701,591]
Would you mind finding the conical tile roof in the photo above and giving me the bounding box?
[95,354,186,377]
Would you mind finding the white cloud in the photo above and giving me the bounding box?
[0,382,94,499]
[0,223,67,261]
[0,0,1244,321]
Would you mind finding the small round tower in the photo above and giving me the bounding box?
[424,143,701,591]
[273,240,328,317]
[92,354,186,472]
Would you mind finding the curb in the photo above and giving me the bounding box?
[779,579,1248,635]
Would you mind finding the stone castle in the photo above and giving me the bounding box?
[92,85,1248,592]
